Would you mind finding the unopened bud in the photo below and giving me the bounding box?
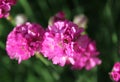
[73,14,88,29]
[48,11,65,26]
[15,14,27,26]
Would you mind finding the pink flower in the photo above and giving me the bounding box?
[84,41,101,70]
[110,62,120,82]
[113,62,120,72]
[0,2,11,18]
[0,0,17,18]
[42,20,101,70]
[72,35,101,70]
[110,71,120,82]
[42,21,83,66]
[6,22,45,63]
[44,11,101,70]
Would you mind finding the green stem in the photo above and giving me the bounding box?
[35,53,49,66]
[35,53,61,71]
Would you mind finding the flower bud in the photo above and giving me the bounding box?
[73,14,88,29]
[15,14,27,26]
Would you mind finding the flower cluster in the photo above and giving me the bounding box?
[110,62,120,82]
[42,20,101,70]
[6,22,45,63]
[0,0,17,18]
[6,12,101,70]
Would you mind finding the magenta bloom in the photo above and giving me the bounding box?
[6,22,45,63]
[42,21,82,66]
[41,20,101,70]
[72,35,101,70]
[0,2,11,18]
[110,62,120,82]
[113,62,120,72]
[0,0,17,18]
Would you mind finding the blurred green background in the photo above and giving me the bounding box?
[0,0,120,82]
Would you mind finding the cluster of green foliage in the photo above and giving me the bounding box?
[0,0,120,82]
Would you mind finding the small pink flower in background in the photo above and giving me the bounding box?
[0,0,17,18]
[110,71,120,82]
[0,2,11,18]
[6,22,45,63]
[110,62,120,82]
[112,62,120,72]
